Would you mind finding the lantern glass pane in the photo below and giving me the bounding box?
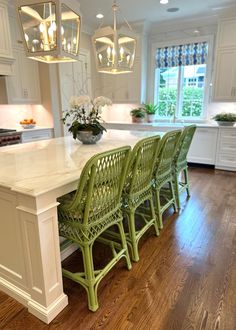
[18,2,57,53]
[94,34,115,71]
[61,4,80,56]
[118,35,136,70]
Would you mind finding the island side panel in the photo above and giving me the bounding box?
[0,187,68,324]
[0,187,30,304]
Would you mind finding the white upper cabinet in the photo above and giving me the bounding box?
[98,56,142,103]
[0,0,14,75]
[217,18,236,48]
[213,17,236,101]
[4,3,41,104]
[58,50,92,136]
[213,48,236,101]
[95,34,145,104]
[5,49,41,104]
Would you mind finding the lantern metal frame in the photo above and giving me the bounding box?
[17,0,81,63]
[92,1,137,74]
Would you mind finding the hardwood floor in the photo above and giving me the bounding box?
[1,168,236,330]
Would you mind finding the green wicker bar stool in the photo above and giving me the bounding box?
[58,146,131,312]
[121,135,162,262]
[153,130,182,229]
[173,125,196,209]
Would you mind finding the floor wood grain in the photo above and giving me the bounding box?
[1,168,236,330]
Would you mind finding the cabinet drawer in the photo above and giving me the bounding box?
[21,129,53,143]
[216,152,236,168]
[219,141,236,154]
[219,129,236,139]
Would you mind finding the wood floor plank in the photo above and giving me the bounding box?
[1,168,236,330]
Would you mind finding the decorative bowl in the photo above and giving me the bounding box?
[21,124,36,129]
[76,131,103,144]
[215,121,235,126]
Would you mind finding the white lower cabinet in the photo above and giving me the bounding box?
[21,128,54,143]
[186,128,218,165]
[215,128,236,171]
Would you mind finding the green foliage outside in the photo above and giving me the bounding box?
[157,87,204,118]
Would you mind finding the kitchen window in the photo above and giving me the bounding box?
[154,41,209,121]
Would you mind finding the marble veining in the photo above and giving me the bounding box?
[0,130,162,197]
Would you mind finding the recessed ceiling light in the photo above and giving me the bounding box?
[160,0,168,4]
[167,7,180,12]
[96,13,104,19]
[194,29,200,34]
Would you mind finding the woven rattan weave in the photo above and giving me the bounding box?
[58,146,131,312]
[153,130,182,229]
[121,135,162,262]
[173,125,196,209]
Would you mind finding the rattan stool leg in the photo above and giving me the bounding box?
[184,168,191,197]
[154,189,163,229]
[170,181,178,213]
[127,210,140,262]
[150,198,159,236]
[173,172,181,210]
[117,222,132,270]
[83,244,98,312]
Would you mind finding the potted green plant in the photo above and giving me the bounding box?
[212,112,236,126]
[62,95,112,144]
[130,107,146,123]
[143,103,158,123]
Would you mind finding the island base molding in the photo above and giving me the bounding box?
[0,276,68,323]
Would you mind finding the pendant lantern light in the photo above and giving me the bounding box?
[92,1,136,74]
[17,0,81,63]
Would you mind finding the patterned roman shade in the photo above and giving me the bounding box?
[156,41,208,68]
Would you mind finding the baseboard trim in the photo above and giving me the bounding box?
[60,243,79,262]
[188,162,215,169]
[28,294,68,324]
[0,275,30,306]
[0,274,68,324]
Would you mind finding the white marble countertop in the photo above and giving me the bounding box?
[0,130,163,197]
[104,121,236,129]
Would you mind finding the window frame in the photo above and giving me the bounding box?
[150,36,214,122]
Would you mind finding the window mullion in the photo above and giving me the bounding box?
[176,66,183,119]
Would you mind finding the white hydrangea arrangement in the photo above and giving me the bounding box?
[62,95,112,139]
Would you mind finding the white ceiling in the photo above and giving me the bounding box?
[78,0,236,30]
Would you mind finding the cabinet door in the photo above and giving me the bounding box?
[187,128,218,165]
[213,48,236,101]
[5,49,23,103]
[98,57,141,103]
[217,19,236,48]
[21,54,41,103]
[6,49,41,104]
[59,50,92,136]
[0,2,11,57]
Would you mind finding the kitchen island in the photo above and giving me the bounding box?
[0,130,163,323]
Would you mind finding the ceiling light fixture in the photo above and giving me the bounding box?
[160,0,169,4]
[96,13,104,19]
[17,0,81,64]
[92,0,136,74]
